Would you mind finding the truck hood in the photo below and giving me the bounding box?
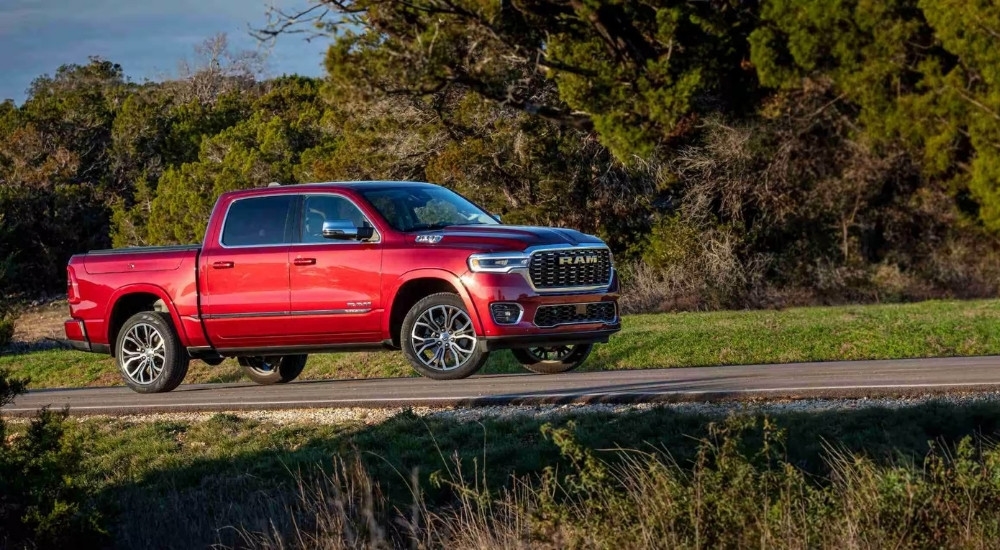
[415,224,605,251]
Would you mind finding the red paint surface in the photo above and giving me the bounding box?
[65,183,620,354]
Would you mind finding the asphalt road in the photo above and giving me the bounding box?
[6,355,1000,416]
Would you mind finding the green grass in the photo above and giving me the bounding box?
[5,298,1000,389]
[29,399,1000,547]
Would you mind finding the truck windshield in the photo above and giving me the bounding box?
[360,186,499,232]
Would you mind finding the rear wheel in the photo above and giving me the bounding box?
[115,311,189,393]
[512,344,593,374]
[401,293,488,380]
[239,355,308,385]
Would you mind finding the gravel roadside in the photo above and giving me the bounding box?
[12,391,999,426]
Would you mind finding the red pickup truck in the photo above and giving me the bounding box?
[65,182,620,393]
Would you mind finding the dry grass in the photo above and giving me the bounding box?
[227,418,1000,550]
[38,401,1000,548]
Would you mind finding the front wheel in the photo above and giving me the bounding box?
[239,355,308,385]
[512,344,593,374]
[115,311,189,393]
[401,293,489,380]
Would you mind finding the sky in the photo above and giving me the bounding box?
[0,0,331,103]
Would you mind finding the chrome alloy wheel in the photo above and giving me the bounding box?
[243,356,278,375]
[524,346,575,362]
[119,322,166,385]
[410,304,477,371]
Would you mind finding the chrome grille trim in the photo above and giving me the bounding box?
[527,246,613,292]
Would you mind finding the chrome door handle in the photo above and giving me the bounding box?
[293,257,316,266]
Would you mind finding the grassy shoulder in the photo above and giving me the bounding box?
[28,399,1000,547]
[4,298,1000,389]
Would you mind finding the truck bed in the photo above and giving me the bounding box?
[80,245,201,275]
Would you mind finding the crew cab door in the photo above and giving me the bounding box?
[200,194,297,348]
[286,192,383,342]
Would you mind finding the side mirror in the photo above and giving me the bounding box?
[322,220,375,241]
[491,213,503,223]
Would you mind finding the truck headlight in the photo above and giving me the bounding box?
[468,252,529,273]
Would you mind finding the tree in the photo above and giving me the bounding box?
[16,58,130,194]
[749,0,1000,231]
[172,33,266,105]
[136,77,325,244]
[261,0,760,160]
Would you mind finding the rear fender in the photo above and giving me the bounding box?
[105,284,189,345]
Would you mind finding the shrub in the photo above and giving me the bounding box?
[625,215,769,313]
[0,253,14,349]
[0,317,13,349]
[239,415,1000,549]
[0,369,106,549]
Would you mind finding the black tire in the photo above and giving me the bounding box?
[115,311,189,393]
[401,292,488,380]
[512,344,593,374]
[238,355,308,385]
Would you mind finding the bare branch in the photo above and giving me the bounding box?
[251,3,334,44]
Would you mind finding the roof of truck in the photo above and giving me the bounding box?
[218,181,439,200]
[284,180,436,188]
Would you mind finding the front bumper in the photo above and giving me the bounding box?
[481,327,620,351]
[461,269,621,347]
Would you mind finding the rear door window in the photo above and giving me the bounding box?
[221,195,296,247]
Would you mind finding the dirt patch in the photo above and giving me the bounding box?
[12,298,70,344]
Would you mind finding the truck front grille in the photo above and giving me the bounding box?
[533,302,617,328]
[528,248,612,290]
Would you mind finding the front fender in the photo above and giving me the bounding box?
[383,268,484,337]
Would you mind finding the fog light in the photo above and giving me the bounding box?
[490,303,523,325]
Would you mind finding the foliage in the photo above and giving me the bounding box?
[56,401,1000,547]
[262,0,1000,308]
[314,0,759,158]
[3,7,1000,307]
[0,369,105,548]
[0,216,14,348]
[750,0,1000,229]
[132,77,326,244]
[0,318,12,350]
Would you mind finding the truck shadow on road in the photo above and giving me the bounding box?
[81,397,1000,549]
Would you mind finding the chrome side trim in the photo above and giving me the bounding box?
[202,308,373,320]
[204,311,289,319]
[294,308,374,315]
